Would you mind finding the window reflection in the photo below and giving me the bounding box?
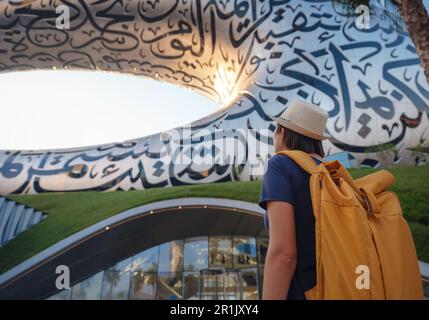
[233,237,257,268]
[48,235,269,300]
[129,271,157,300]
[183,272,200,300]
[200,269,225,300]
[71,271,103,300]
[241,269,259,300]
[100,258,132,300]
[132,246,159,273]
[156,272,183,300]
[159,240,183,273]
[209,237,232,268]
[47,289,71,300]
[224,271,241,300]
[184,237,208,271]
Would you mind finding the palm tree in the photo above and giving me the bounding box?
[393,0,429,82]
[332,0,429,83]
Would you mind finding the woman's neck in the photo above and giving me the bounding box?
[276,147,325,161]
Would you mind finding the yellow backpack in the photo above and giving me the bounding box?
[276,150,423,300]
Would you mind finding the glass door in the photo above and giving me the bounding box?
[224,270,241,299]
[199,268,225,300]
[197,267,260,300]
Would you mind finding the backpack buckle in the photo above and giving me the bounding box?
[363,194,373,216]
[360,187,380,216]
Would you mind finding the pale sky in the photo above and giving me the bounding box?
[1,0,428,151]
[0,70,218,150]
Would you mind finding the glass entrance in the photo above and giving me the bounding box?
[199,268,225,300]
[50,236,267,300]
[198,268,258,300]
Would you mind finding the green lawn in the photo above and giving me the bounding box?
[0,164,428,274]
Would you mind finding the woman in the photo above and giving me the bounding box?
[259,98,330,300]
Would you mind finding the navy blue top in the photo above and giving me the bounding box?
[258,153,322,300]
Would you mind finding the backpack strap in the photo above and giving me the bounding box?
[275,150,320,174]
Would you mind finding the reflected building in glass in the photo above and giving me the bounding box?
[48,236,268,300]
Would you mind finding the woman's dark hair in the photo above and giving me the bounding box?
[275,123,325,158]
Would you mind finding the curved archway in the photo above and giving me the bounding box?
[0,197,267,299]
[0,70,218,149]
[1,0,429,194]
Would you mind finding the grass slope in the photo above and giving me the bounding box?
[0,165,428,274]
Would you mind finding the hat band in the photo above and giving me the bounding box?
[276,118,327,140]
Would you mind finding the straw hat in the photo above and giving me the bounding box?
[270,98,331,140]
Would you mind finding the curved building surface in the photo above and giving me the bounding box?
[0,0,429,300]
[0,198,268,299]
[0,0,428,195]
[0,195,427,299]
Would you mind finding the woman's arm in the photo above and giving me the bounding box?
[262,200,297,300]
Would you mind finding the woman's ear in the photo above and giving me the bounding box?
[281,127,286,145]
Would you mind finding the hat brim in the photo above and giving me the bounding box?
[270,116,331,141]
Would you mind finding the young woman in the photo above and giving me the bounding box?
[259,99,330,300]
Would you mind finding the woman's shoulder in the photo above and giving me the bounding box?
[267,154,298,173]
[270,152,322,167]
[269,153,295,166]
